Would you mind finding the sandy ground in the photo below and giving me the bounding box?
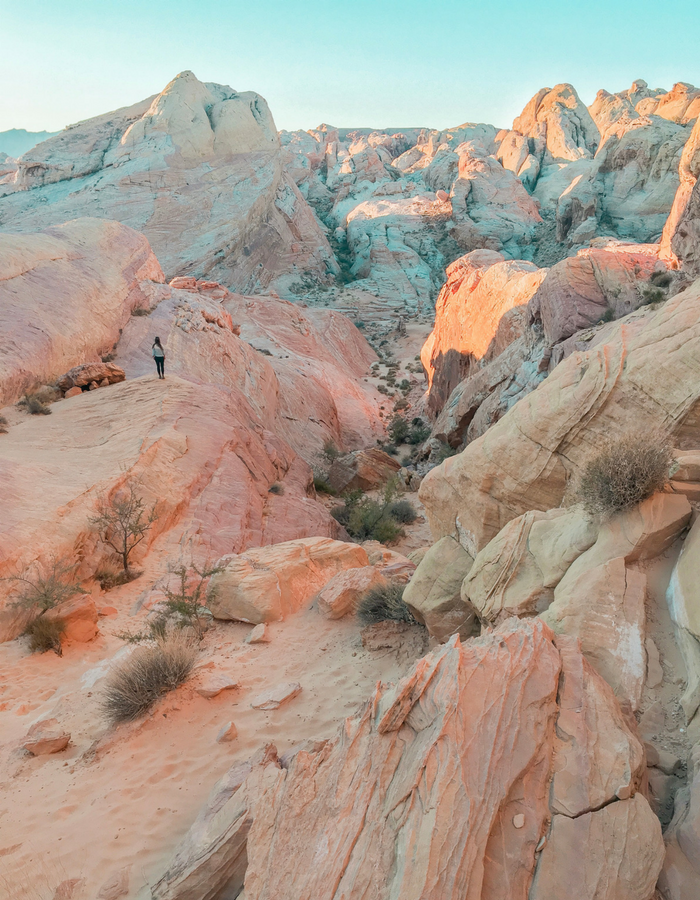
[0,537,428,899]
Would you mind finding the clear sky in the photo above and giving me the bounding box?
[2,0,700,135]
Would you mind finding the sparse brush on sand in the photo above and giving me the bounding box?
[102,631,197,724]
[357,583,416,625]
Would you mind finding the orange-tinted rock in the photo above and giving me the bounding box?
[45,594,98,643]
[328,447,400,493]
[250,682,301,710]
[208,538,369,624]
[23,718,70,755]
[169,276,198,291]
[421,249,547,414]
[64,386,82,398]
[315,565,387,619]
[58,362,125,393]
[660,115,700,271]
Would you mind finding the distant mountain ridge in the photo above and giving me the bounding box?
[0,128,59,158]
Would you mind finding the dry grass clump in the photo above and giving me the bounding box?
[19,393,51,415]
[25,617,65,654]
[357,584,416,626]
[0,415,7,434]
[574,430,673,519]
[102,631,196,723]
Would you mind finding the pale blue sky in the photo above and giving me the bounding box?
[2,0,700,134]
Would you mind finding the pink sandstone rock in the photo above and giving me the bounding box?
[327,448,401,493]
[57,362,125,392]
[208,538,369,624]
[315,565,387,619]
[195,673,239,699]
[250,682,301,710]
[45,594,98,643]
[64,386,82,398]
[0,218,163,406]
[23,718,70,755]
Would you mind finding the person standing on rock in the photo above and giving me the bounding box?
[152,337,166,379]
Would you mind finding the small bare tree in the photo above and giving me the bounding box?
[160,561,223,639]
[91,484,157,576]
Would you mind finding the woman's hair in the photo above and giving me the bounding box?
[153,337,162,345]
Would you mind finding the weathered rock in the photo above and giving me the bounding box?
[208,538,368,624]
[421,249,547,414]
[97,867,130,900]
[661,115,700,270]
[464,507,596,624]
[327,448,401,493]
[530,793,663,900]
[63,386,82,398]
[250,683,301,710]
[216,722,238,743]
[44,594,98,643]
[57,362,125,393]
[542,557,647,710]
[0,72,337,295]
[0,218,162,406]
[513,83,600,163]
[23,718,70,755]
[245,623,270,644]
[315,565,387,619]
[402,535,477,641]
[419,277,700,553]
[195,673,239,699]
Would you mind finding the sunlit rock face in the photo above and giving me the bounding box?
[0,71,337,293]
[660,115,700,274]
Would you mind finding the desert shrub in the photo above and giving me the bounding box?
[91,483,157,574]
[393,398,409,411]
[383,443,399,456]
[0,415,7,434]
[20,394,51,415]
[322,440,341,462]
[433,441,458,464]
[407,421,431,444]
[354,320,366,329]
[377,384,389,395]
[399,379,411,393]
[102,631,196,723]
[331,482,404,544]
[101,353,116,363]
[388,414,409,444]
[95,567,138,591]
[389,499,417,524]
[159,562,221,639]
[357,584,416,625]
[574,430,673,519]
[268,482,284,495]
[24,617,65,654]
[313,476,336,495]
[650,270,672,288]
[639,284,665,306]
[131,307,151,316]
[599,307,615,323]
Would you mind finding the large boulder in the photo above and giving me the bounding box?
[419,277,700,554]
[57,362,126,393]
[315,566,387,619]
[208,538,369,623]
[464,507,596,624]
[45,593,99,643]
[156,618,661,900]
[327,448,401,494]
[403,535,477,641]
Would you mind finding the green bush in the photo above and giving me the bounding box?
[407,421,431,444]
[0,415,7,434]
[388,415,409,444]
[313,476,336,495]
[357,584,416,625]
[102,632,196,724]
[639,285,665,306]
[322,440,341,462]
[389,499,417,524]
[331,484,404,544]
[650,270,672,288]
[574,431,673,519]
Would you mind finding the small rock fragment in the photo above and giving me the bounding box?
[251,682,301,710]
[246,623,270,644]
[64,386,82,398]
[23,718,70,755]
[196,673,239,699]
[99,606,118,617]
[513,813,525,829]
[216,721,238,743]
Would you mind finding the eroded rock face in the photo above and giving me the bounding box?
[156,619,661,900]
[0,71,336,294]
[512,84,600,164]
[419,276,700,553]
[208,538,369,623]
[327,448,400,494]
[0,218,162,405]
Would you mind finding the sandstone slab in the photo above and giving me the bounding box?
[315,565,387,619]
[23,718,70,755]
[208,538,368,624]
[250,683,301,711]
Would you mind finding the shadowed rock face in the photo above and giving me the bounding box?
[0,71,337,293]
[153,618,662,900]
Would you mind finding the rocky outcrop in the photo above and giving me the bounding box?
[327,448,400,493]
[661,116,700,274]
[155,619,662,899]
[419,276,700,553]
[0,218,162,405]
[207,538,369,623]
[0,72,337,293]
[421,249,547,413]
[403,535,476,641]
[512,84,600,164]
[57,362,126,394]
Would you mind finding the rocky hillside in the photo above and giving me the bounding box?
[0,70,700,900]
